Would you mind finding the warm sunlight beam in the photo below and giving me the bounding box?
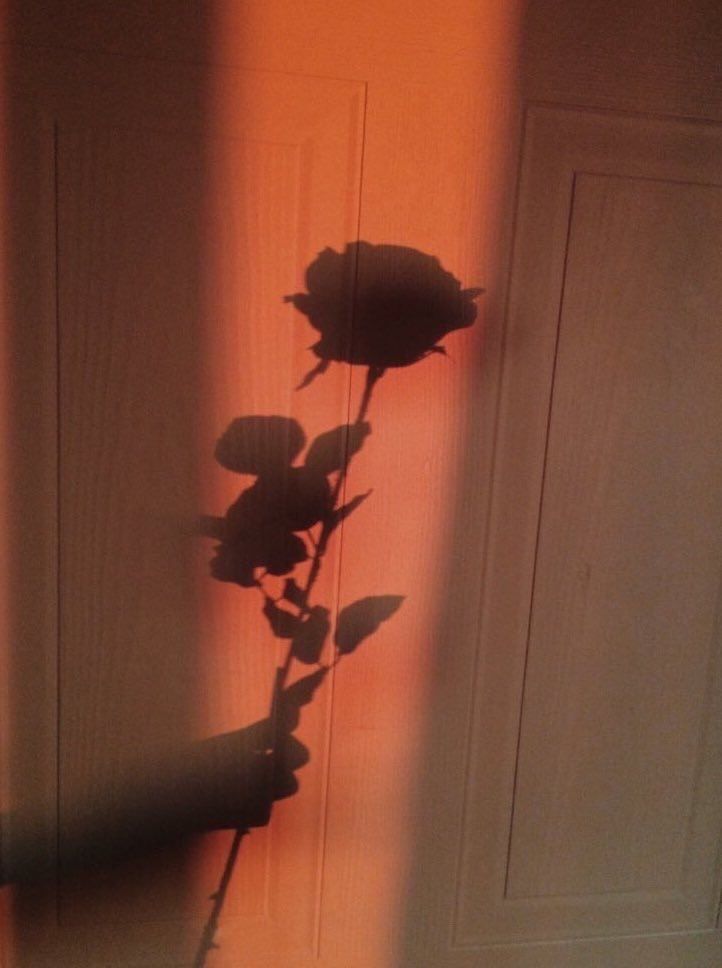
[193,1,524,963]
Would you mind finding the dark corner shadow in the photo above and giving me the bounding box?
[2,240,482,968]
[4,4,215,964]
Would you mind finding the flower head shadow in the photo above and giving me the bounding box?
[286,241,483,387]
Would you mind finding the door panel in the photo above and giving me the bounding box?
[6,46,365,965]
[449,107,722,962]
[507,174,722,908]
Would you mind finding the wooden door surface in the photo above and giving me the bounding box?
[2,2,721,967]
[403,106,722,968]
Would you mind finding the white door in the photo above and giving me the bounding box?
[398,106,722,968]
[2,3,721,967]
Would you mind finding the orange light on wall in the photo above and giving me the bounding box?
[187,2,524,963]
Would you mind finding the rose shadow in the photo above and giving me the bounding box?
[0,242,482,968]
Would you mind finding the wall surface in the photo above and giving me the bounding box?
[2,2,721,967]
